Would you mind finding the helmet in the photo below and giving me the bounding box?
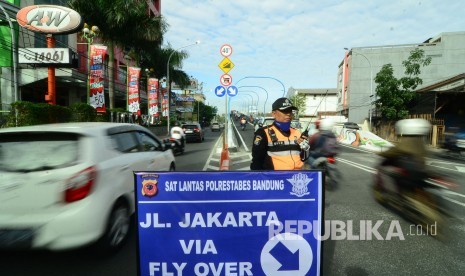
[319,118,334,131]
[395,118,431,136]
[174,122,180,127]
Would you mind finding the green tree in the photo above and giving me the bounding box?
[139,45,192,89]
[194,101,218,124]
[374,48,431,120]
[289,94,306,117]
[68,0,167,109]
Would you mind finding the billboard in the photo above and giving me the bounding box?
[134,171,324,276]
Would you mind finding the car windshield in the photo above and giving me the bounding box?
[0,133,79,172]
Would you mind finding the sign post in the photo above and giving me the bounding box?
[16,5,82,105]
[134,171,323,276]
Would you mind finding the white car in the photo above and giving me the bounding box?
[0,122,175,253]
[211,122,221,132]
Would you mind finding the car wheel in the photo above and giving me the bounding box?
[95,201,130,254]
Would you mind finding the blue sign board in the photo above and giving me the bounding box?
[134,171,323,276]
[215,86,226,97]
[227,85,238,96]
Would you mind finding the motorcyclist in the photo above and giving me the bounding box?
[378,118,431,191]
[170,122,185,147]
[307,118,339,169]
[240,117,247,130]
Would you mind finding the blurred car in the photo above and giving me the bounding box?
[343,122,360,130]
[182,122,205,142]
[0,122,175,253]
[291,119,302,130]
[262,117,275,127]
[443,128,465,152]
[211,122,221,132]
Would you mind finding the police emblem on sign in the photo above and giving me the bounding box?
[142,179,159,197]
[288,173,312,197]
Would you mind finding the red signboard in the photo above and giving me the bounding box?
[89,45,107,113]
[148,78,159,117]
[127,67,141,115]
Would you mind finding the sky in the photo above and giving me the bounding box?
[162,0,465,114]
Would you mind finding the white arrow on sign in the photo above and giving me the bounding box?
[227,86,237,96]
[216,87,224,96]
[260,233,313,275]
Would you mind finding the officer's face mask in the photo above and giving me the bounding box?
[275,120,291,131]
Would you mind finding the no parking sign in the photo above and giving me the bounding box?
[134,171,323,276]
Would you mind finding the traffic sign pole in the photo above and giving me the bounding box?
[219,44,234,152]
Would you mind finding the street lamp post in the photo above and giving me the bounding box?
[235,76,286,97]
[344,48,373,129]
[237,86,269,115]
[82,24,99,104]
[238,90,260,115]
[166,41,200,134]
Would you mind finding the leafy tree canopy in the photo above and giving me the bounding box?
[289,94,307,118]
[374,48,431,120]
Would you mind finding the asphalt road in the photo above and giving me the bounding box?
[1,123,464,276]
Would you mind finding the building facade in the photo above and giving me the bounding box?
[287,87,339,122]
[338,31,465,124]
[0,0,162,114]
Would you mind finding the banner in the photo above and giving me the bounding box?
[128,67,141,115]
[148,78,159,117]
[134,171,324,276]
[89,45,107,112]
[161,88,168,117]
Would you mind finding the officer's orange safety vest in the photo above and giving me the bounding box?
[264,125,304,170]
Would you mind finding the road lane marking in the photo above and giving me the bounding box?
[336,157,377,174]
[337,157,465,208]
[202,135,224,171]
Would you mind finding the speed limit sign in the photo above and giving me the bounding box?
[220,44,233,57]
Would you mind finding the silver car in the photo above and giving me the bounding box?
[0,122,175,253]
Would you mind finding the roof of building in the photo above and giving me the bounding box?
[416,73,465,93]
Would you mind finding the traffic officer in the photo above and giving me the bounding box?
[250,97,310,170]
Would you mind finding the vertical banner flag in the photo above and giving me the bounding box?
[162,88,168,117]
[148,78,159,117]
[89,45,107,112]
[134,171,324,276]
[128,67,141,115]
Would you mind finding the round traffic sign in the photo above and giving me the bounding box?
[214,86,226,97]
[220,44,233,57]
[220,74,233,86]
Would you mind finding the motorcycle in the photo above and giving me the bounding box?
[311,156,341,190]
[168,137,184,155]
[372,161,457,240]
